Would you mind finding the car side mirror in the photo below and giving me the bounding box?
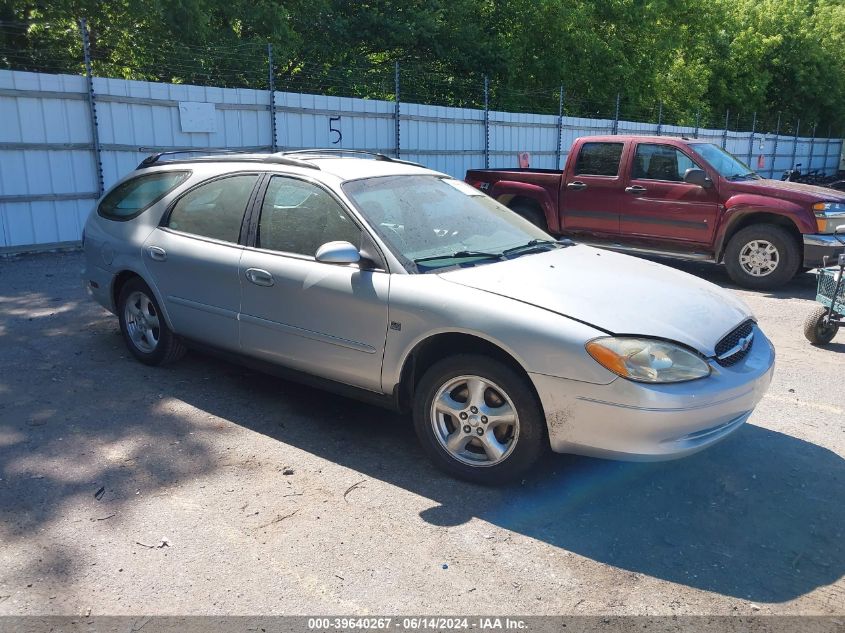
[684,168,712,188]
[315,241,361,264]
[835,225,845,234]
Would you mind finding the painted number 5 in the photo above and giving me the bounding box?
[329,116,342,144]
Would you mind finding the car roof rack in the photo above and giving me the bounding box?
[279,148,424,167]
[136,149,320,170]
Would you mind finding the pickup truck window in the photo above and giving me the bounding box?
[632,144,701,182]
[573,142,624,177]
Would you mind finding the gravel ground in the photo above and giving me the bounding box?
[0,251,842,616]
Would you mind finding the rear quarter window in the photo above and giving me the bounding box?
[98,171,190,221]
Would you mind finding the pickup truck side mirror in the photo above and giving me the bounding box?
[684,168,712,188]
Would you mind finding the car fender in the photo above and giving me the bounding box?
[715,194,811,258]
[490,181,558,231]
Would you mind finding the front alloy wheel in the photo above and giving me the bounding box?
[430,375,520,467]
[738,239,779,278]
[413,354,546,484]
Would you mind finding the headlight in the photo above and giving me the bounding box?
[812,202,845,233]
[586,337,711,383]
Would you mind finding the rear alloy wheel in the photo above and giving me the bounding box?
[803,305,839,345]
[724,224,800,290]
[413,354,546,484]
[117,277,186,366]
[510,203,547,231]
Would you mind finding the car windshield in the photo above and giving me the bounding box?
[690,143,760,181]
[342,175,556,271]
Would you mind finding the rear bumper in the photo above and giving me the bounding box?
[804,234,845,268]
[530,325,775,460]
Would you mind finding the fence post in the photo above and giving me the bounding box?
[267,43,277,153]
[770,113,781,178]
[612,93,620,135]
[656,101,663,136]
[556,86,564,169]
[722,110,729,149]
[483,75,489,169]
[791,119,801,170]
[79,18,103,197]
[693,111,700,139]
[808,123,816,172]
[394,61,400,159]
[746,111,756,166]
[823,124,832,176]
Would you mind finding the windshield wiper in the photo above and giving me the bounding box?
[501,239,561,257]
[727,172,759,181]
[413,250,504,264]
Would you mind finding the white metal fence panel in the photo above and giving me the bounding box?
[0,68,843,252]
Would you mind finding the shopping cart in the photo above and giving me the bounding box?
[804,228,845,345]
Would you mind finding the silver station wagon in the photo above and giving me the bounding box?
[82,150,775,483]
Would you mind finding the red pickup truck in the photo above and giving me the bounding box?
[466,135,845,289]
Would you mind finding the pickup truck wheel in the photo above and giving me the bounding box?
[413,354,546,484]
[510,203,547,231]
[724,224,800,290]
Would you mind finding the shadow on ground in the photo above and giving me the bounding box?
[170,362,845,605]
[1,252,842,606]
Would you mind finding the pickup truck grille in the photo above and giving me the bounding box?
[714,320,755,367]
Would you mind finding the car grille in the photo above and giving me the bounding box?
[714,320,755,367]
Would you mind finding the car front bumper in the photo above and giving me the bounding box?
[530,324,775,460]
[804,234,845,268]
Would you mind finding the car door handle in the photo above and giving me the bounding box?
[567,181,588,191]
[147,246,167,261]
[625,185,647,194]
[245,268,274,287]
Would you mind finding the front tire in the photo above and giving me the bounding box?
[117,277,186,366]
[412,354,546,484]
[803,305,839,345]
[724,224,800,290]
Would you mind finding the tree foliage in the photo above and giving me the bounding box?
[1,0,843,132]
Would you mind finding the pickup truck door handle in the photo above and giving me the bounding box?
[245,268,274,287]
[625,185,648,194]
[567,181,588,191]
[147,246,167,261]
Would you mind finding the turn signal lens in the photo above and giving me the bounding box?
[586,337,711,383]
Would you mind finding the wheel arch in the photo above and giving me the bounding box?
[111,269,176,330]
[716,211,803,262]
[395,332,542,416]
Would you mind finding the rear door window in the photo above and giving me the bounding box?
[573,143,624,177]
[166,174,259,243]
[98,171,189,220]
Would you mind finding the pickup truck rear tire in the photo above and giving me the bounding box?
[724,224,800,290]
[509,203,547,231]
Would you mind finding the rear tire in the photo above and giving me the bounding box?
[510,203,547,231]
[412,354,546,484]
[803,305,839,345]
[724,224,800,290]
[117,277,186,366]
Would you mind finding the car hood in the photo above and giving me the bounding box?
[727,178,845,203]
[437,245,753,356]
